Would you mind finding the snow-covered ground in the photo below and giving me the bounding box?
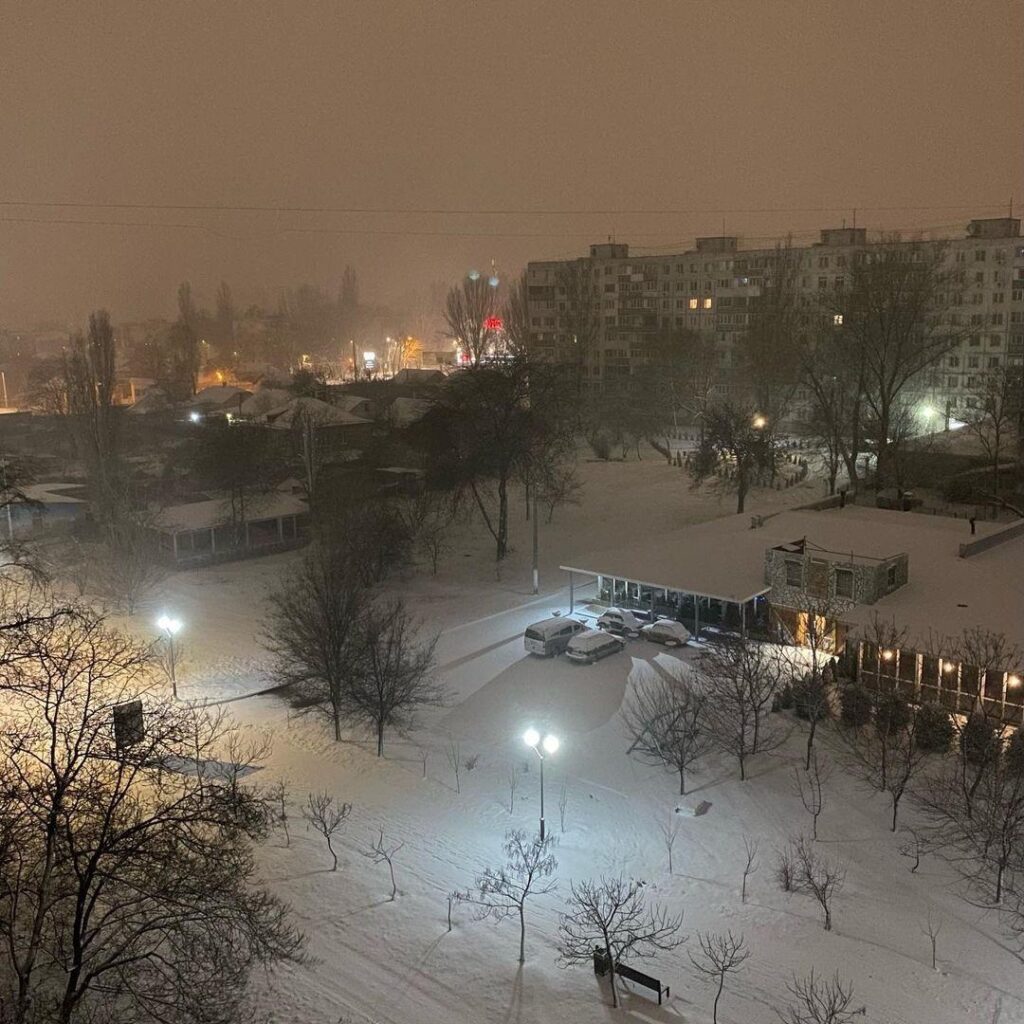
[118,454,1023,1023]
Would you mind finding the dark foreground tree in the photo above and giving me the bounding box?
[558,875,684,1008]
[0,602,304,1024]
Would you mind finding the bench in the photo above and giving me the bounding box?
[593,947,670,1005]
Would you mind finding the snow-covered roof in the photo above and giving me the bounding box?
[189,385,251,410]
[20,483,87,505]
[153,493,308,532]
[238,388,292,417]
[387,397,434,427]
[262,397,371,429]
[562,504,1024,649]
[392,368,445,385]
[333,394,375,414]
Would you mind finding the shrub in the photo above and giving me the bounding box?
[915,703,953,753]
[840,684,873,728]
[942,476,975,504]
[875,693,911,735]
[1005,730,1024,774]
[774,681,795,712]
[961,712,1000,766]
[587,431,613,461]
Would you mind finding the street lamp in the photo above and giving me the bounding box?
[156,614,183,699]
[523,728,559,839]
[752,414,767,430]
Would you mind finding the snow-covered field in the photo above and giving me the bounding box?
[121,456,1023,1023]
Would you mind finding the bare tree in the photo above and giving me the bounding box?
[269,779,291,846]
[623,668,711,794]
[921,911,942,971]
[794,751,832,840]
[776,968,863,1024]
[819,237,958,490]
[658,818,681,874]
[775,844,797,893]
[845,694,930,831]
[920,753,1024,906]
[700,639,788,780]
[558,875,685,1008]
[690,400,778,513]
[365,828,404,900]
[689,930,751,1024]
[507,764,519,813]
[401,488,461,574]
[789,835,846,931]
[959,367,1017,498]
[0,601,304,1024]
[742,836,760,903]
[344,598,443,756]
[444,274,500,366]
[898,826,930,873]
[304,791,352,871]
[558,781,568,833]
[446,739,462,794]
[263,543,366,742]
[457,830,557,963]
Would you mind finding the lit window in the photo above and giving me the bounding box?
[833,314,843,326]
[703,298,713,310]
[688,298,699,310]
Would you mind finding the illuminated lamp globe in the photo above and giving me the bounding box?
[468,269,481,281]
[523,727,540,748]
[488,275,500,288]
[542,734,560,754]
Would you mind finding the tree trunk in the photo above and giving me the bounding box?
[496,475,508,561]
[518,906,526,964]
[605,938,619,1008]
[713,974,725,1024]
[377,721,385,757]
[679,765,686,796]
[805,720,816,771]
[824,906,832,931]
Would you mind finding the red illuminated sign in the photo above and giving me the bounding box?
[484,316,504,332]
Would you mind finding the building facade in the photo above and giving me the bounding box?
[526,217,1024,420]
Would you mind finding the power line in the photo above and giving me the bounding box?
[0,199,1010,217]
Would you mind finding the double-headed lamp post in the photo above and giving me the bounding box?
[523,728,559,840]
[156,615,183,699]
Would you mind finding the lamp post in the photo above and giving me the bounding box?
[156,614,183,699]
[523,728,559,839]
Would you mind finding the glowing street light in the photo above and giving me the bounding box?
[156,615,183,699]
[752,414,767,430]
[189,411,201,423]
[523,728,559,839]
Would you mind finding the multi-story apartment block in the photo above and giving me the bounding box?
[526,216,1024,419]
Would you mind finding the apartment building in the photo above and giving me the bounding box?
[525,217,1024,419]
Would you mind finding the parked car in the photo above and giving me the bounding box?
[566,629,626,664]
[640,618,692,647]
[596,607,649,637]
[524,616,588,657]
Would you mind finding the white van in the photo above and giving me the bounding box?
[524,616,587,657]
[566,628,626,664]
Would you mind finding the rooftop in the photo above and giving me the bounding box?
[561,505,1024,649]
[154,492,308,533]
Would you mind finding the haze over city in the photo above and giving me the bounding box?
[2,0,1021,325]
